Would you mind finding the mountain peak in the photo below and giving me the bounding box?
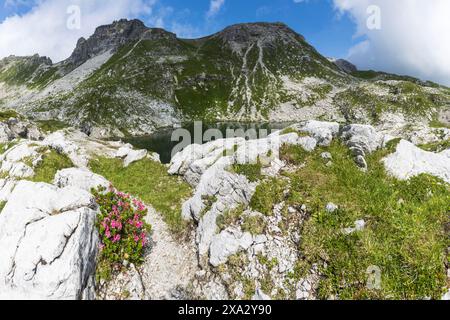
[66,19,175,69]
[214,21,305,46]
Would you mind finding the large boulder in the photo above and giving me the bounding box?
[43,130,90,168]
[295,120,340,146]
[341,124,385,155]
[115,144,148,167]
[0,119,43,143]
[383,140,450,183]
[0,181,99,300]
[0,123,14,143]
[54,168,109,192]
[0,142,40,179]
[184,157,257,256]
[341,124,389,170]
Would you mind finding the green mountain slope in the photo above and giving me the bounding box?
[0,19,449,137]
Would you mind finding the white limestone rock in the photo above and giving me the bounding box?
[0,123,14,143]
[341,124,385,155]
[297,120,340,146]
[252,288,272,300]
[0,181,99,300]
[325,203,338,213]
[0,179,17,202]
[383,140,450,183]
[343,219,366,235]
[191,159,257,256]
[0,141,40,178]
[43,131,89,168]
[321,152,332,160]
[341,124,388,170]
[209,228,254,267]
[115,144,148,167]
[297,136,318,152]
[54,168,110,192]
[443,290,450,300]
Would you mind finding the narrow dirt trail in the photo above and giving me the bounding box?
[141,207,199,299]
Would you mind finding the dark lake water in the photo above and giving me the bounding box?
[124,122,292,164]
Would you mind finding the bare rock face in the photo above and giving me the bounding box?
[66,19,176,69]
[54,168,110,192]
[383,140,450,183]
[0,118,44,143]
[341,124,389,170]
[214,22,305,51]
[333,59,357,74]
[0,181,99,300]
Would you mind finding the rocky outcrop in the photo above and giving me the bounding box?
[341,124,391,170]
[383,140,450,183]
[210,228,254,267]
[0,118,43,143]
[43,129,154,168]
[116,145,147,167]
[169,127,323,262]
[54,168,109,192]
[293,120,340,147]
[213,22,306,52]
[0,181,99,300]
[0,141,40,179]
[168,120,450,300]
[332,59,357,74]
[66,19,176,69]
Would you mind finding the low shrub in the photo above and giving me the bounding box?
[92,186,152,280]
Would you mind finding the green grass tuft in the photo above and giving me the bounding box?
[89,157,192,235]
[31,149,74,183]
[231,162,263,182]
[250,178,287,216]
[283,140,449,299]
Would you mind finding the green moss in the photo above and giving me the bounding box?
[0,110,21,122]
[385,138,402,153]
[280,127,309,136]
[0,141,17,155]
[241,215,267,235]
[250,178,287,216]
[37,120,69,133]
[216,205,245,232]
[200,195,217,218]
[31,149,73,183]
[429,118,450,129]
[279,143,309,165]
[231,161,263,182]
[89,157,192,235]
[0,201,6,212]
[419,139,450,153]
[258,255,279,271]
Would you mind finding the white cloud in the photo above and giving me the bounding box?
[333,0,450,86]
[0,0,157,62]
[206,0,225,18]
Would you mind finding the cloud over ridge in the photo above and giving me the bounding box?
[0,0,155,62]
[333,0,450,86]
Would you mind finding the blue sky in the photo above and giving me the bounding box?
[139,0,358,58]
[0,0,358,59]
[0,0,449,85]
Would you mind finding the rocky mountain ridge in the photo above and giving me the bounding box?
[0,19,449,138]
